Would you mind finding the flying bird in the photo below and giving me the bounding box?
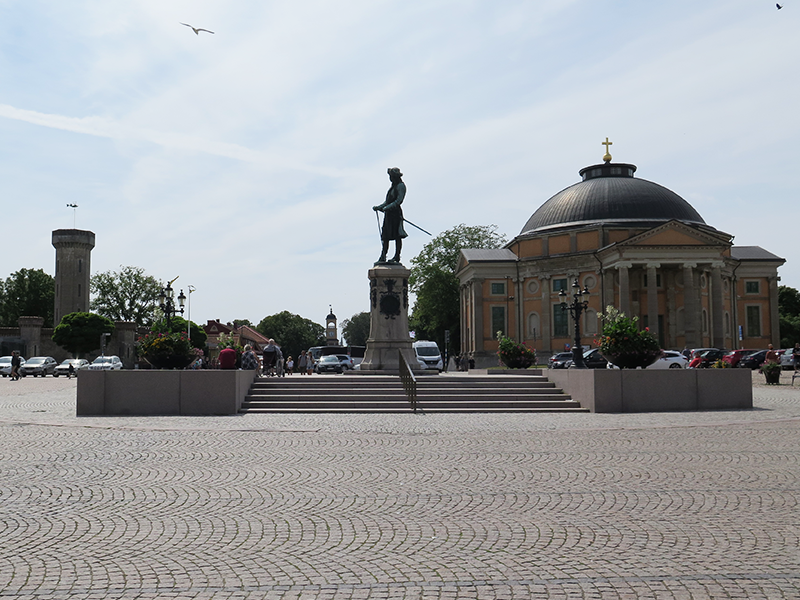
[180,22,214,35]
[776,3,783,8]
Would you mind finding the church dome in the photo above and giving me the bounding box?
[519,162,706,236]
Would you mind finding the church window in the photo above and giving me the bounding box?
[491,306,506,337]
[552,278,568,293]
[643,274,662,287]
[553,305,569,337]
[527,313,540,339]
[610,167,621,175]
[490,282,506,295]
[745,281,760,294]
[702,310,708,333]
[746,306,761,338]
[78,259,82,273]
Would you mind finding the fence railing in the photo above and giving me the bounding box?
[398,350,418,412]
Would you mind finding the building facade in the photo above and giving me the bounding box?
[456,154,784,366]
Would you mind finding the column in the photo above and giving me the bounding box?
[769,276,781,346]
[472,279,484,353]
[647,262,660,340]
[683,263,697,348]
[711,263,724,349]
[617,263,631,316]
[602,269,615,310]
[666,270,677,348]
[540,276,551,353]
[515,277,524,342]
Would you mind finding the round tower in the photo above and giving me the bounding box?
[52,229,95,326]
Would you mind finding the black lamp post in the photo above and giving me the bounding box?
[159,281,186,328]
[559,278,590,369]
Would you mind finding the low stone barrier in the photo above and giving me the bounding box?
[546,368,752,413]
[77,370,257,416]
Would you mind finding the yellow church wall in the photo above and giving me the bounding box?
[548,235,570,255]
[634,230,705,246]
[607,230,628,244]
[577,231,599,251]
[517,238,543,258]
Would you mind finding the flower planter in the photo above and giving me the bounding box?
[601,351,661,370]
[143,355,194,370]
[763,370,781,384]
[501,357,535,369]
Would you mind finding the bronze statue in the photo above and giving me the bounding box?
[373,167,408,264]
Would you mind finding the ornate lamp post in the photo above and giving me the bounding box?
[158,280,186,328]
[559,278,590,369]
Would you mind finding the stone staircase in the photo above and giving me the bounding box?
[240,372,587,413]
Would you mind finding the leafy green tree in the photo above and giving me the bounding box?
[341,312,370,346]
[233,319,253,328]
[779,285,800,348]
[90,266,162,327]
[0,268,55,327]
[409,224,507,355]
[151,316,208,350]
[256,311,325,361]
[52,312,115,357]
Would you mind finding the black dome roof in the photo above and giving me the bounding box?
[520,162,706,236]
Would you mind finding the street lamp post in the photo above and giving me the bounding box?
[559,278,590,369]
[187,286,195,341]
[158,280,186,328]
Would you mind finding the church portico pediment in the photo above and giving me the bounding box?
[614,220,732,249]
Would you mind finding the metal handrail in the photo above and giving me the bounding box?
[398,350,418,412]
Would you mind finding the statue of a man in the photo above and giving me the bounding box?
[373,167,408,264]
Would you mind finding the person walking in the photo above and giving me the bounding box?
[297,350,307,376]
[10,351,21,381]
[286,356,294,375]
[306,351,315,375]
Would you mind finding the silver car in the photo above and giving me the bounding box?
[88,355,123,371]
[54,359,90,377]
[20,356,58,377]
[0,355,26,377]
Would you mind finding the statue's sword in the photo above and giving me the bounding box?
[403,218,432,236]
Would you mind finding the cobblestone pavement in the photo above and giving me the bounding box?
[1,372,798,599]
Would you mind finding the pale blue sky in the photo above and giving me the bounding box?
[1,0,797,334]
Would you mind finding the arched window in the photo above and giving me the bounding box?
[527,313,540,339]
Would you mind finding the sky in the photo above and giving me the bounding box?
[1,0,798,336]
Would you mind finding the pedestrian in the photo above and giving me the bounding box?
[218,346,236,370]
[262,339,279,376]
[241,344,259,373]
[793,343,800,370]
[286,356,294,375]
[10,351,21,381]
[67,362,75,379]
[297,350,307,375]
[306,351,315,375]
[765,343,779,364]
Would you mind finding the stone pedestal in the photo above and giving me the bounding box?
[359,264,421,374]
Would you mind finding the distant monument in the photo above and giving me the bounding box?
[361,169,420,373]
[52,229,95,326]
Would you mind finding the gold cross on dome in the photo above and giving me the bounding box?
[602,137,613,163]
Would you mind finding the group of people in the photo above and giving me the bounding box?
[8,350,22,381]
[230,343,317,377]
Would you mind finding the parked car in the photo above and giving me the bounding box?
[548,352,573,369]
[688,349,727,369]
[54,358,90,377]
[315,355,343,374]
[689,348,717,360]
[738,349,769,370]
[722,349,758,368]
[648,350,689,369]
[88,355,123,371]
[780,350,797,370]
[335,354,355,371]
[581,348,608,369]
[20,356,58,377]
[0,355,26,377]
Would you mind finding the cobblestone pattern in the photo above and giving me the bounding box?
[0,374,798,599]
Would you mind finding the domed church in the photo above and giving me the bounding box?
[456,141,785,365]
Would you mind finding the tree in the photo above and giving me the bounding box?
[0,268,55,327]
[52,312,115,357]
[409,224,507,355]
[233,319,253,328]
[90,266,162,327]
[151,316,208,350]
[341,312,370,346]
[779,285,800,348]
[256,311,325,361]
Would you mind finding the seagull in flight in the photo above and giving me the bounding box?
[776,3,783,8]
[181,22,214,35]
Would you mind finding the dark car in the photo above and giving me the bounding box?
[548,352,573,369]
[722,349,758,368]
[693,349,727,368]
[738,349,769,370]
[315,355,343,374]
[581,348,608,369]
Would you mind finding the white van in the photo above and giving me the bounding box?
[413,340,443,371]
